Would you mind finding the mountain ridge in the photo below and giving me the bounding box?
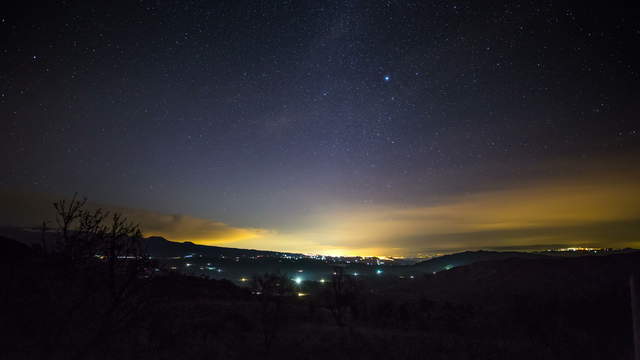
[144,235,305,258]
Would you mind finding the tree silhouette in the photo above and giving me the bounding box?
[39,194,151,360]
[325,265,362,328]
[251,272,294,356]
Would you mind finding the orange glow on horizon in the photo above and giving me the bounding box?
[176,171,640,257]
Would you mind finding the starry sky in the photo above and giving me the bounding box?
[2,1,640,257]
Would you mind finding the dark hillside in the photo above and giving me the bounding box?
[375,252,640,359]
[412,250,547,273]
[1,231,638,359]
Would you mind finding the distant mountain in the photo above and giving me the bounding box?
[0,236,34,263]
[412,250,547,273]
[0,227,45,246]
[144,236,303,259]
[0,227,305,259]
[397,251,640,308]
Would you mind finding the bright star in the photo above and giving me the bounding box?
[384,75,391,82]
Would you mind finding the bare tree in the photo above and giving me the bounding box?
[251,272,294,356]
[39,194,151,360]
[326,265,362,328]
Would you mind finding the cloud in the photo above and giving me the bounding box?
[2,162,639,257]
[257,173,640,256]
[110,208,268,245]
[0,189,268,246]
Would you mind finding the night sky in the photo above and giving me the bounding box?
[2,1,639,257]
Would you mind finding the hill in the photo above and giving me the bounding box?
[412,250,547,273]
[0,236,34,263]
[144,235,303,259]
[371,251,640,359]
[0,227,305,259]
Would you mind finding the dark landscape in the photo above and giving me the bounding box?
[2,216,640,359]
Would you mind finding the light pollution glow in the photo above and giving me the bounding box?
[135,171,640,257]
[2,168,639,257]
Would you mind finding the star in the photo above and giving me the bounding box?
[383,75,391,82]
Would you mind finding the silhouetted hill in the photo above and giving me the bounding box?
[0,236,34,263]
[372,251,640,359]
[144,235,303,259]
[0,227,305,259]
[403,251,640,303]
[412,250,547,273]
[0,227,44,246]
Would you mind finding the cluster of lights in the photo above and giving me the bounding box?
[173,258,412,284]
[554,247,602,252]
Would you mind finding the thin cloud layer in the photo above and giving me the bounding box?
[0,189,268,246]
[115,208,268,245]
[252,174,640,256]
[2,166,640,257]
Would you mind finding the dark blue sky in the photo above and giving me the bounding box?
[2,1,639,256]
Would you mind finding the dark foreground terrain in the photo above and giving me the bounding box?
[2,233,639,360]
